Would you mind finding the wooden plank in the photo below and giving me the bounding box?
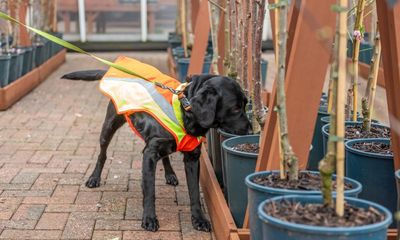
[387,229,397,240]
[200,144,237,240]
[191,0,200,32]
[376,1,400,170]
[257,0,336,171]
[187,0,210,75]
[230,232,241,240]
[237,228,250,240]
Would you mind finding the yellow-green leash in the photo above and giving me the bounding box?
[0,11,193,111]
[0,11,148,81]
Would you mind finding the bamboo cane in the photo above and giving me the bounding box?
[362,28,381,132]
[208,0,220,75]
[350,0,366,122]
[276,0,298,181]
[336,0,348,217]
[327,29,339,114]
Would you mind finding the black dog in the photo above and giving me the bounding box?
[62,71,251,232]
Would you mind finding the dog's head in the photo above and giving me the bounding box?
[187,75,251,135]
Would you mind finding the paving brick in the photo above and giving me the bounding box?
[61,217,94,239]
[123,231,182,240]
[92,230,122,240]
[75,191,102,204]
[94,219,142,231]
[0,168,20,184]
[11,172,40,184]
[0,229,62,239]
[45,204,98,212]
[36,213,69,230]
[29,151,54,164]
[50,185,79,204]
[12,204,45,221]
[65,162,89,174]
[0,219,37,230]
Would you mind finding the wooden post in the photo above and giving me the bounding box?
[256,0,336,171]
[191,0,200,32]
[376,1,400,170]
[18,0,31,46]
[187,0,210,75]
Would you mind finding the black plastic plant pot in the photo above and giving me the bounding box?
[0,54,11,87]
[15,50,25,80]
[221,135,259,227]
[218,128,239,195]
[261,59,268,88]
[258,195,392,240]
[8,53,19,83]
[35,43,45,66]
[307,104,329,170]
[31,45,37,69]
[322,121,389,156]
[44,39,51,61]
[345,138,396,228]
[50,32,64,54]
[246,170,362,240]
[177,58,212,82]
[19,46,33,75]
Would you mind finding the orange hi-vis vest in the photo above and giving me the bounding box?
[99,56,202,152]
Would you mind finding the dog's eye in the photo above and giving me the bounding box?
[232,107,241,113]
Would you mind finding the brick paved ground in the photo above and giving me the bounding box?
[0,52,215,240]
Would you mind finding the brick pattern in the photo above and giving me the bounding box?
[0,52,215,240]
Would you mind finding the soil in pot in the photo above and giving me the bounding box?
[264,199,385,227]
[232,143,259,154]
[252,171,353,191]
[345,124,390,139]
[352,142,392,155]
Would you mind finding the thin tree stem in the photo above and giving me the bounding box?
[276,0,298,181]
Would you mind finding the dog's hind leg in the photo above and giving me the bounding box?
[184,147,212,232]
[161,156,179,186]
[86,101,125,188]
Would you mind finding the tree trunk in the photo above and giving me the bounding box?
[241,0,250,94]
[208,0,220,74]
[362,30,381,132]
[252,0,267,132]
[276,1,298,181]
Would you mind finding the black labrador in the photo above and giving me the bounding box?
[62,71,251,232]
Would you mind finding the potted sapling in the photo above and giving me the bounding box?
[345,28,396,228]
[221,0,266,227]
[246,2,362,239]
[257,2,391,238]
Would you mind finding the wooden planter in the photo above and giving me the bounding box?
[0,49,66,110]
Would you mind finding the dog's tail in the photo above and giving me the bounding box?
[61,70,107,81]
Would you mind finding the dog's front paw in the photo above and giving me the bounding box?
[142,216,159,232]
[191,216,212,232]
[85,176,101,188]
[165,174,179,186]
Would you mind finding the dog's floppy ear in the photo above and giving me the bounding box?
[190,85,219,128]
